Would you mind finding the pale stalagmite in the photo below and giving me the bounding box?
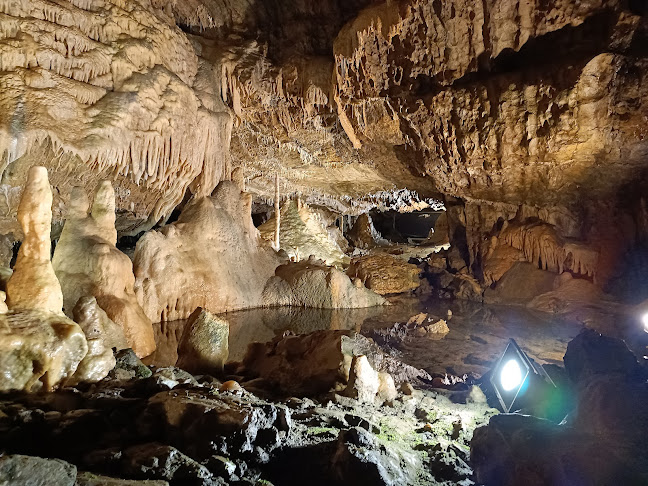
[6,166,64,314]
[134,181,282,322]
[53,182,156,357]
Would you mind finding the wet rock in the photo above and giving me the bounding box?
[241,330,428,397]
[110,349,152,380]
[0,454,77,486]
[176,308,229,376]
[563,329,645,387]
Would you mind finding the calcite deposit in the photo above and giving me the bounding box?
[134,180,282,321]
[347,254,422,295]
[6,167,63,314]
[0,310,87,392]
[259,200,349,267]
[52,182,155,357]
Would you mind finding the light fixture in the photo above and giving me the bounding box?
[489,339,556,414]
[642,313,648,334]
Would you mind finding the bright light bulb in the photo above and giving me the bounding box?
[500,359,523,391]
[642,313,648,334]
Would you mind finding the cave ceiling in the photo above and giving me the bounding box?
[0,0,646,236]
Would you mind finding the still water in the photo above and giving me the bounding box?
[144,295,641,377]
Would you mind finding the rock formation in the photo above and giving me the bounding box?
[263,259,386,309]
[347,213,385,250]
[52,182,155,357]
[6,167,63,314]
[72,296,129,353]
[347,254,421,295]
[134,180,282,322]
[176,308,229,376]
[259,200,349,267]
[0,310,87,392]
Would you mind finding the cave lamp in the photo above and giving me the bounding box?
[489,339,556,413]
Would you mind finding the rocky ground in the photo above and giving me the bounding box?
[3,325,648,486]
[0,346,497,486]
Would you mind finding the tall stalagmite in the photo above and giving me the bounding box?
[6,166,63,314]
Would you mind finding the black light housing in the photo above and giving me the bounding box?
[489,339,556,414]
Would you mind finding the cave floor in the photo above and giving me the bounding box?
[145,295,645,378]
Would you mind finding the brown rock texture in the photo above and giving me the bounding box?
[347,254,421,295]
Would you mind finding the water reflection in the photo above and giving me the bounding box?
[145,296,634,377]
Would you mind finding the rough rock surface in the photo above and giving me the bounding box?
[347,213,385,250]
[0,454,77,486]
[347,254,421,295]
[134,181,281,322]
[6,167,63,314]
[263,259,386,309]
[0,310,87,392]
[0,336,496,486]
[53,182,155,357]
[176,308,229,376]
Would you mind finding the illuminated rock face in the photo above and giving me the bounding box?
[52,181,155,358]
[0,310,88,392]
[263,259,386,309]
[6,166,63,314]
[0,0,231,234]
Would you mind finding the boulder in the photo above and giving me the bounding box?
[563,329,645,387]
[0,455,76,486]
[110,348,152,380]
[483,262,555,305]
[176,308,229,376]
[0,310,87,392]
[264,259,386,309]
[53,182,155,358]
[6,167,63,314]
[347,254,421,295]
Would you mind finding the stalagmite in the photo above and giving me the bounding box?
[259,200,349,267]
[6,167,64,314]
[134,181,283,322]
[52,181,156,357]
